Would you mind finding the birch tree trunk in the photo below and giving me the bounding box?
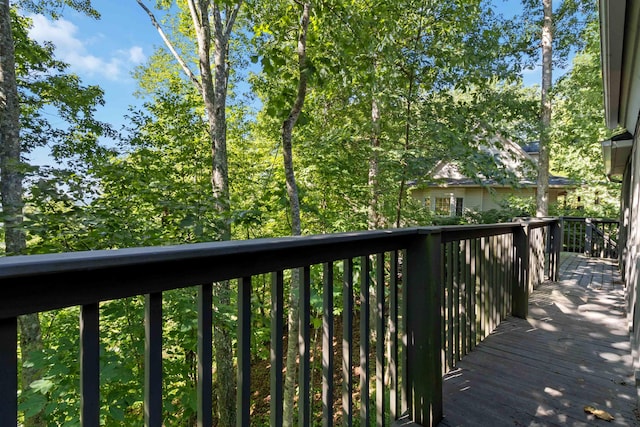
[0,2,44,425]
[188,2,238,424]
[281,3,311,426]
[138,0,241,422]
[537,0,552,217]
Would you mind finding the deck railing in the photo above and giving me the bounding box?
[0,219,560,427]
[562,217,619,258]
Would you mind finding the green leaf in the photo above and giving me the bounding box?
[109,405,126,421]
[30,378,55,394]
[19,393,47,417]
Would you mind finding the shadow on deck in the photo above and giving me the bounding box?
[439,253,638,427]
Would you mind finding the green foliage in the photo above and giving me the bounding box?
[18,0,100,19]
[19,307,81,426]
[465,196,536,225]
[548,15,621,217]
[551,185,620,219]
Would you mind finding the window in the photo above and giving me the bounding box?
[434,197,451,216]
[455,198,464,216]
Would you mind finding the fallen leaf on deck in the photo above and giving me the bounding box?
[584,405,615,421]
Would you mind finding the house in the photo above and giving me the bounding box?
[410,136,575,216]
[599,0,640,406]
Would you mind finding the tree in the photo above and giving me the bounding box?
[537,0,552,217]
[2,3,104,425]
[0,7,41,426]
[550,17,619,217]
[135,1,243,422]
[279,3,311,424]
[250,0,313,423]
[519,0,595,216]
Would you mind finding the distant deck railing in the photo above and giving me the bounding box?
[561,217,619,259]
[0,220,561,427]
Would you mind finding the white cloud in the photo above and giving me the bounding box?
[27,14,146,81]
[127,46,146,64]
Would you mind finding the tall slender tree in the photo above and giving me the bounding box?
[519,0,595,216]
[2,3,102,425]
[537,0,552,216]
[280,3,311,425]
[135,1,242,423]
[1,3,23,258]
[0,4,45,425]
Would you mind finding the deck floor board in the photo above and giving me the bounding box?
[439,253,638,427]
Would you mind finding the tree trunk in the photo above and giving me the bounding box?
[0,2,43,425]
[141,0,241,423]
[210,16,235,423]
[395,74,414,228]
[188,2,239,424]
[1,1,22,256]
[368,90,382,230]
[281,3,311,426]
[537,0,552,217]
[368,89,381,344]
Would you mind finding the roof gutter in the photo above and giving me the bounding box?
[599,0,627,129]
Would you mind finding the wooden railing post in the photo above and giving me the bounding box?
[405,230,442,426]
[512,224,529,319]
[585,218,593,256]
[548,220,562,282]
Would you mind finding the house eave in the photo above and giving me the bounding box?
[599,0,627,129]
[419,181,575,190]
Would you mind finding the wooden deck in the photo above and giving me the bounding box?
[439,253,638,427]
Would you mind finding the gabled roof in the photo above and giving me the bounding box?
[418,136,574,189]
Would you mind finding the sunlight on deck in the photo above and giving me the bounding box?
[439,253,638,427]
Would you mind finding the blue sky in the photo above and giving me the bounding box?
[27,1,159,128]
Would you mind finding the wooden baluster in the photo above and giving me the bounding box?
[80,303,100,427]
[360,256,370,427]
[271,272,284,427]
[389,251,399,420]
[0,317,17,425]
[446,242,453,371]
[322,263,334,427]
[342,259,353,426]
[237,277,252,427]
[145,292,162,427]
[375,253,385,427]
[198,284,212,427]
[299,267,311,426]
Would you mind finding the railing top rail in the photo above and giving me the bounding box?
[435,221,537,243]
[514,218,558,230]
[0,228,418,319]
[587,218,620,223]
[561,216,619,223]
[0,219,560,320]
[0,228,421,280]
